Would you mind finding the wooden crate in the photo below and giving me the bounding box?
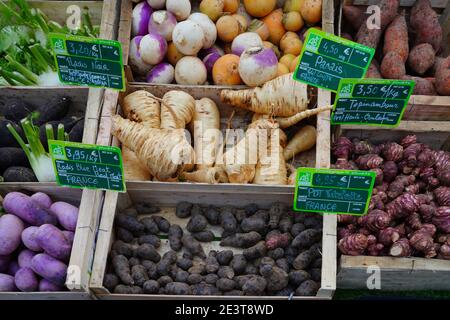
[89,184,336,299]
[0,184,93,300]
[334,121,450,291]
[336,0,450,121]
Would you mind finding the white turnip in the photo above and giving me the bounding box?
[172,20,205,55]
[132,1,153,37]
[188,13,217,49]
[140,33,168,65]
[148,10,177,41]
[166,0,191,21]
[175,56,207,85]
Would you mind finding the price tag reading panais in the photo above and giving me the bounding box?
[293,29,375,92]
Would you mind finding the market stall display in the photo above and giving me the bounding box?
[89,185,335,299]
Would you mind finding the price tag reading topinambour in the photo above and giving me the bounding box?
[49,140,126,192]
[293,168,376,216]
[331,78,415,127]
[293,29,375,92]
[50,33,125,91]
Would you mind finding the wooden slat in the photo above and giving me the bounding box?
[118,0,133,64]
[440,1,450,55]
[338,255,450,290]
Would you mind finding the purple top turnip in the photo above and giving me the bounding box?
[146,63,175,84]
[132,1,153,37]
[238,46,278,87]
[148,10,177,41]
[129,36,153,76]
[140,32,168,65]
[231,32,263,57]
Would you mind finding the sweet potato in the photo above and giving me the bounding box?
[408,44,435,75]
[383,15,409,62]
[365,61,382,79]
[401,75,436,95]
[410,0,442,51]
[0,214,24,255]
[342,5,365,30]
[381,52,405,79]
[435,57,450,95]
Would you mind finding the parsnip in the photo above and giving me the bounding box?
[286,163,297,185]
[112,116,195,180]
[122,146,152,181]
[283,125,317,161]
[193,98,221,170]
[122,90,161,128]
[220,73,308,117]
[180,167,222,184]
[160,90,196,129]
[253,128,287,185]
[221,119,278,184]
[252,105,333,129]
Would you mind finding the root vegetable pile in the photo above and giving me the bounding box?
[342,0,449,96]
[129,0,323,86]
[104,201,323,296]
[333,134,450,259]
[0,191,79,292]
[115,80,331,184]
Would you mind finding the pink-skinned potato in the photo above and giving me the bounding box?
[31,253,67,286]
[381,52,405,79]
[39,278,64,292]
[0,273,17,291]
[0,214,24,255]
[21,226,42,252]
[402,75,436,95]
[14,267,38,292]
[18,249,36,269]
[36,224,72,262]
[50,202,79,232]
[30,192,52,209]
[3,192,57,226]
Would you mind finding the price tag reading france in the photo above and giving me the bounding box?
[331,78,415,127]
[293,29,375,92]
[293,168,376,216]
[49,140,126,192]
[50,33,125,91]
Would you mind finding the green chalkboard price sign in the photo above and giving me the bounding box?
[50,33,125,91]
[293,168,376,216]
[331,78,415,127]
[293,29,375,92]
[49,140,126,192]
